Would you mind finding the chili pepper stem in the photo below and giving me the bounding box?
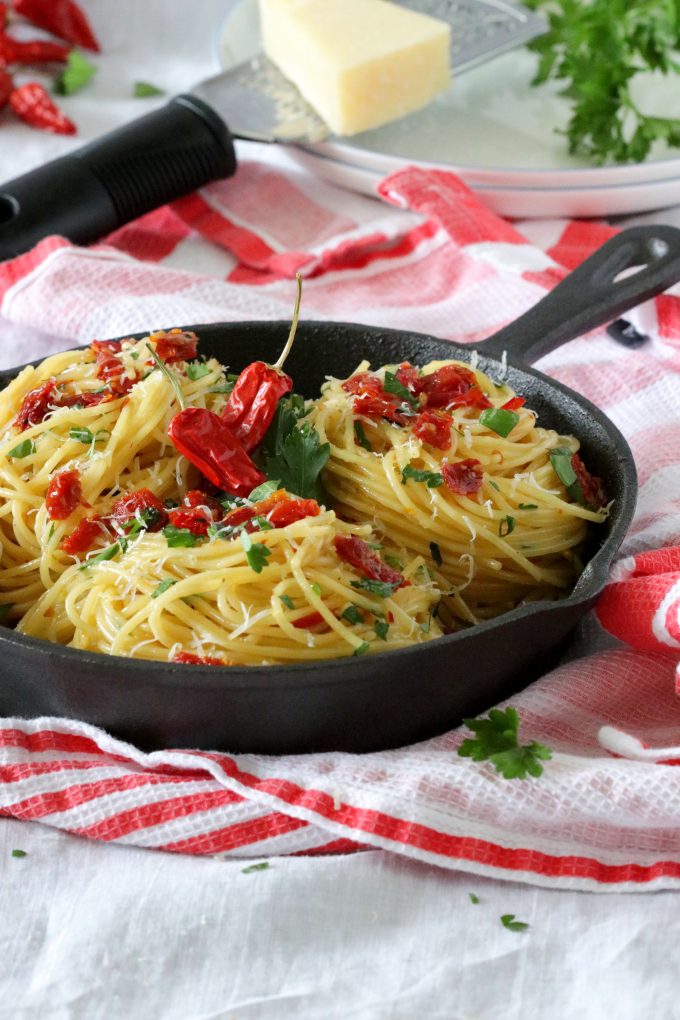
[145,343,187,410]
[273,273,302,372]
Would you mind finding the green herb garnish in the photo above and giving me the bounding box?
[11,849,27,858]
[469,892,480,904]
[55,51,96,96]
[241,531,271,574]
[383,370,418,409]
[8,439,35,459]
[401,464,443,488]
[163,525,201,548]
[354,420,372,452]
[146,343,186,410]
[499,516,515,537]
[69,426,109,446]
[549,447,586,505]
[279,594,295,610]
[342,605,363,625]
[353,642,371,657]
[478,408,519,438]
[241,862,270,873]
[500,914,529,932]
[264,421,329,502]
[383,553,404,571]
[248,479,281,502]
[351,578,400,598]
[458,707,552,780]
[374,620,389,641]
[518,503,538,510]
[79,542,120,570]
[152,578,178,598]
[185,360,212,381]
[134,80,166,98]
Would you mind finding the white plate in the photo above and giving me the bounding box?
[218,0,680,218]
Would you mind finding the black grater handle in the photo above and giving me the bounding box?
[0,95,236,263]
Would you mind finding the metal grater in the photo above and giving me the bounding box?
[400,0,547,74]
[194,0,548,144]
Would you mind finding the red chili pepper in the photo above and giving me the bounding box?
[222,362,293,453]
[153,330,199,364]
[343,372,410,425]
[46,468,82,520]
[417,365,492,411]
[292,611,327,630]
[501,396,525,412]
[168,407,266,497]
[183,489,224,516]
[412,409,451,450]
[0,66,11,108]
[0,4,8,30]
[0,35,71,65]
[334,535,408,589]
[15,379,58,430]
[571,454,607,508]
[91,339,135,395]
[442,459,484,497]
[60,516,105,555]
[395,362,421,393]
[59,390,114,409]
[173,651,225,666]
[110,489,167,531]
[9,82,75,134]
[342,373,386,398]
[13,0,100,51]
[267,497,321,528]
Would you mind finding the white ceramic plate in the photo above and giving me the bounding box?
[218,0,680,218]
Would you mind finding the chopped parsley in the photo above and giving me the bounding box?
[499,515,515,537]
[241,862,270,874]
[79,542,120,570]
[7,439,35,459]
[479,408,519,438]
[342,605,363,625]
[383,370,418,409]
[549,447,586,505]
[458,707,552,780]
[310,582,322,596]
[134,80,166,98]
[429,541,443,566]
[374,620,389,641]
[351,578,400,598]
[55,51,96,96]
[151,578,178,598]
[401,464,443,488]
[241,531,271,573]
[383,553,404,571]
[354,420,372,452]
[279,594,295,610]
[11,849,27,858]
[500,914,529,932]
[469,893,480,904]
[163,525,201,548]
[185,360,213,381]
[353,641,371,657]
[146,342,186,410]
[69,426,109,446]
[488,480,500,492]
[248,479,280,502]
[518,503,538,510]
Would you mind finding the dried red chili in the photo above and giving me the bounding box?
[168,407,266,497]
[0,35,71,65]
[417,365,492,411]
[222,361,293,453]
[13,0,100,51]
[91,339,136,395]
[334,535,408,589]
[395,362,421,393]
[571,454,607,508]
[46,468,82,520]
[412,409,451,450]
[0,3,8,30]
[267,497,321,528]
[153,330,199,364]
[0,66,11,109]
[9,82,75,134]
[60,516,104,555]
[501,396,525,412]
[343,372,410,425]
[59,390,114,409]
[442,459,484,497]
[14,379,58,430]
[110,489,167,531]
[292,612,327,630]
[173,651,225,666]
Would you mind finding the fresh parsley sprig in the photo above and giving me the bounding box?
[457,707,552,779]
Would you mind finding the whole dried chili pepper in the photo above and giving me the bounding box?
[168,407,266,497]
[0,36,71,65]
[10,82,75,134]
[0,66,9,110]
[13,0,100,51]
[222,275,302,452]
[0,3,8,30]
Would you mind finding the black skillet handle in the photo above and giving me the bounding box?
[477,225,680,365]
[0,95,236,263]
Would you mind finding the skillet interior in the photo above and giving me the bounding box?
[0,321,636,753]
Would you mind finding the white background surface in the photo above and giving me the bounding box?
[1,3,680,1017]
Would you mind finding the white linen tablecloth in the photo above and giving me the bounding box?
[2,2,680,1016]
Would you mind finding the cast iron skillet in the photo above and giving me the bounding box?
[2,226,680,754]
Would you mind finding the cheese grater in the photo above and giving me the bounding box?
[0,0,547,260]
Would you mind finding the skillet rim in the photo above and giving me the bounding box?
[0,318,637,685]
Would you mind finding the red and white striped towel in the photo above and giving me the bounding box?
[2,161,680,891]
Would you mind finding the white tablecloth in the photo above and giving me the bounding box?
[1,3,679,1016]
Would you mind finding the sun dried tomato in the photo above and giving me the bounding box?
[395,362,421,393]
[501,396,525,412]
[167,507,211,536]
[442,459,484,497]
[267,498,321,528]
[292,611,327,630]
[353,394,410,425]
[58,390,114,409]
[153,330,199,363]
[110,489,167,531]
[417,365,492,411]
[46,468,82,520]
[342,373,385,398]
[412,409,451,450]
[91,339,136,395]
[183,489,224,516]
[60,516,105,555]
[173,651,225,666]
[15,379,58,430]
[334,535,408,589]
[571,454,607,508]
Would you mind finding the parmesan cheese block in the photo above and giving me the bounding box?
[258,0,451,136]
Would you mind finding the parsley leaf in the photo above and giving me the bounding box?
[469,892,480,904]
[549,447,586,505]
[351,578,400,598]
[354,420,372,452]
[241,862,270,873]
[152,578,177,598]
[11,849,27,858]
[383,553,404,571]
[185,360,212,381]
[248,479,280,502]
[401,464,443,488]
[342,605,363,625]
[264,421,329,501]
[241,531,271,573]
[383,370,418,409]
[8,439,35,459]
[69,426,109,446]
[500,914,529,932]
[134,80,166,98]
[55,51,96,96]
[374,620,389,641]
[279,594,295,610]
[518,503,538,510]
[79,542,120,570]
[260,392,309,460]
[479,408,519,438]
[499,515,515,537]
[353,641,370,657]
[163,525,201,548]
[457,707,552,779]
[146,343,186,410]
